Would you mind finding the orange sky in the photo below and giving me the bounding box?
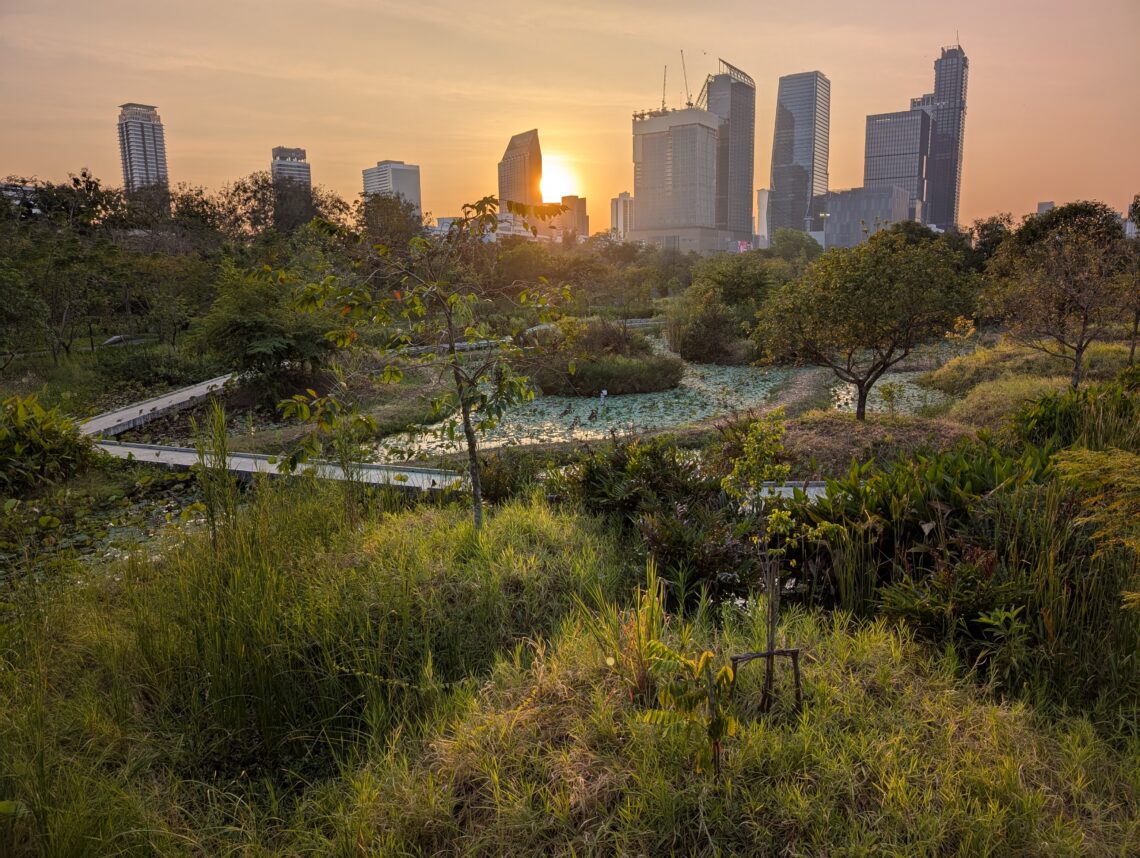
[2,0,1138,233]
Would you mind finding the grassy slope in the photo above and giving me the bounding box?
[321,607,1139,856]
[2,488,1137,855]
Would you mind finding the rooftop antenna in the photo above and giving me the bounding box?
[680,50,693,107]
[661,65,668,110]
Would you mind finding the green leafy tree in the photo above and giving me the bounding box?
[299,197,564,529]
[755,227,973,419]
[767,228,823,269]
[985,202,1127,388]
[190,260,334,386]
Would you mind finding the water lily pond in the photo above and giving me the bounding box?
[831,372,953,416]
[378,360,795,460]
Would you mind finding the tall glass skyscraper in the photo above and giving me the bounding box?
[117,103,168,192]
[704,60,756,245]
[910,45,968,231]
[769,71,829,234]
[497,129,542,210]
[863,109,932,223]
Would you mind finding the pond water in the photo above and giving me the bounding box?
[378,359,794,460]
[831,372,953,416]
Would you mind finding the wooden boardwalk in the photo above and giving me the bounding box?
[80,375,234,437]
[96,441,462,493]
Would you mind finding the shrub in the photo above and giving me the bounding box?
[92,345,224,389]
[946,374,1068,429]
[533,352,683,396]
[666,283,753,364]
[0,395,94,494]
[1010,379,1139,451]
[529,318,683,396]
[477,447,550,503]
[923,340,1129,396]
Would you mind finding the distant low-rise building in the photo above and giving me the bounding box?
[552,195,589,240]
[610,191,634,240]
[755,188,770,247]
[823,185,910,248]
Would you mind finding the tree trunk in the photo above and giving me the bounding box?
[458,393,483,531]
[1070,345,1086,389]
[855,384,869,421]
[1129,309,1139,365]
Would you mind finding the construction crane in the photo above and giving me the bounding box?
[680,50,693,107]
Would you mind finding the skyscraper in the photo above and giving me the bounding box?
[362,160,422,212]
[117,103,168,192]
[769,72,830,234]
[610,191,635,240]
[910,45,968,231]
[864,109,932,223]
[270,147,312,187]
[630,106,722,253]
[704,60,756,245]
[497,130,542,211]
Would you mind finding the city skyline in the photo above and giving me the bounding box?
[2,1,1138,231]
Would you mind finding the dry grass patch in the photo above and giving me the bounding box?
[782,410,976,478]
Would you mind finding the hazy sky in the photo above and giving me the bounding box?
[2,0,1138,232]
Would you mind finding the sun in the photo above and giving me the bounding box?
[540,156,579,202]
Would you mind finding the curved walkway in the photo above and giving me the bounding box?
[81,375,461,493]
[96,440,461,492]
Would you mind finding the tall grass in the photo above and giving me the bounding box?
[923,339,1130,396]
[0,482,626,854]
[297,601,1140,855]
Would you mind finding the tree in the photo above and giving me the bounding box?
[218,172,349,239]
[766,228,823,270]
[985,201,1127,388]
[355,193,424,257]
[298,197,564,529]
[754,228,973,419]
[969,213,1013,272]
[190,260,335,389]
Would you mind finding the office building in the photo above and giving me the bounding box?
[769,71,830,234]
[611,192,635,240]
[910,45,968,231]
[117,103,169,192]
[270,147,312,187]
[552,195,589,239]
[705,59,756,245]
[497,129,542,212]
[630,106,723,253]
[864,109,932,223]
[823,185,910,249]
[362,160,422,212]
[1036,201,1055,215]
[755,188,770,247]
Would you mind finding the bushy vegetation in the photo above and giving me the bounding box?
[945,374,1069,429]
[923,339,1130,396]
[0,483,627,853]
[314,606,1138,855]
[530,318,683,395]
[0,395,94,494]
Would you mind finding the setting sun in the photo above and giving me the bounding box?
[540,155,579,202]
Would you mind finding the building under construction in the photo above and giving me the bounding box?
[630,59,756,253]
